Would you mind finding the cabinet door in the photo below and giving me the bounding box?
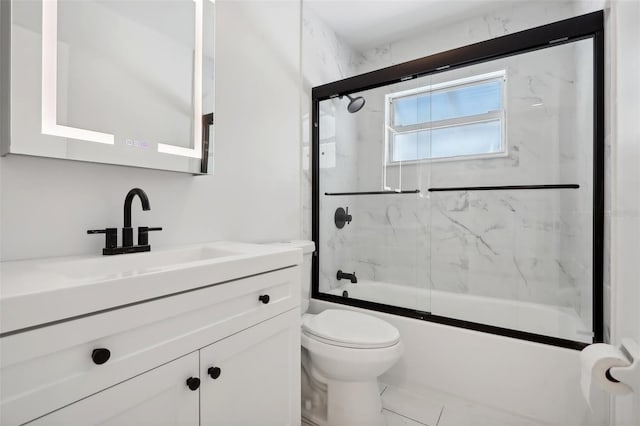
[200,309,301,426]
[29,352,200,426]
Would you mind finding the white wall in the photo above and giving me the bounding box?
[0,0,302,261]
[608,0,640,424]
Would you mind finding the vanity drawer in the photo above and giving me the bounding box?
[0,266,300,426]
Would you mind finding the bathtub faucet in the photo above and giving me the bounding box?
[337,270,358,284]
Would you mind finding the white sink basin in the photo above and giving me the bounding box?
[39,246,240,280]
[0,241,302,334]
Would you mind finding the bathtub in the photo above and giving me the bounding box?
[327,279,591,343]
[309,293,605,426]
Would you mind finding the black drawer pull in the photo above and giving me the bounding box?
[258,294,270,304]
[91,348,111,365]
[208,366,222,379]
[186,377,200,391]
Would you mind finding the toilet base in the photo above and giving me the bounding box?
[326,379,385,426]
[302,354,385,426]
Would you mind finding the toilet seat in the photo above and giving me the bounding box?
[302,309,400,349]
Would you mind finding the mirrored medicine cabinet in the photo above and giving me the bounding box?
[0,0,215,175]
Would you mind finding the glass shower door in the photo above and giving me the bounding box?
[425,38,595,343]
[317,77,432,315]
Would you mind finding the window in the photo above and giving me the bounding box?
[385,71,506,163]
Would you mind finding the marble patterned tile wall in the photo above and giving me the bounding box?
[428,190,587,309]
[564,39,596,331]
[352,1,579,76]
[301,6,361,286]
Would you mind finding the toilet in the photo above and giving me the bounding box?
[277,241,403,426]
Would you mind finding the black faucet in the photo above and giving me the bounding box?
[88,188,162,255]
[123,188,150,247]
[337,270,357,283]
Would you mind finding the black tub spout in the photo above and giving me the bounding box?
[337,270,357,283]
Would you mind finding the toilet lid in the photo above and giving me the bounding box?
[302,310,400,349]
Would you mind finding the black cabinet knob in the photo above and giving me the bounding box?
[91,348,111,365]
[207,366,222,379]
[258,294,270,304]
[186,377,200,391]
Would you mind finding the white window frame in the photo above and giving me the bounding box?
[384,70,507,166]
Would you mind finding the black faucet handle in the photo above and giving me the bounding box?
[87,228,118,249]
[138,226,163,246]
[345,207,352,224]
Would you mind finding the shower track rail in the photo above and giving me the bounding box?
[324,190,420,196]
[324,184,579,196]
[428,184,580,192]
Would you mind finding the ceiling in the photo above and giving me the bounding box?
[304,0,521,51]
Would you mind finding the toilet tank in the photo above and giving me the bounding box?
[271,240,315,313]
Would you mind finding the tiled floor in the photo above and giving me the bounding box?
[303,383,547,426]
[380,384,443,425]
[379,383,547,426]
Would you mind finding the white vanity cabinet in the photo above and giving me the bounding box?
[0,265,301,426]
[29,352,201,426]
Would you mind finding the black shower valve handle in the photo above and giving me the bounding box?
[334,207,353,229]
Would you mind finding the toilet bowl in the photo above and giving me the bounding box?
[302,310,402,381]
[271,241,403,426]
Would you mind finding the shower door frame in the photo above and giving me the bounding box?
[311,11,605,350]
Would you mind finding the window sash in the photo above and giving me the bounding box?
[389,110,503,134]
[386,71,506,163]
[388,118,504,163]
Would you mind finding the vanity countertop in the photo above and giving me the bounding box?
[0,241,301,335]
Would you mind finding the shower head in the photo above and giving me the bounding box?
[340,94,366,113]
